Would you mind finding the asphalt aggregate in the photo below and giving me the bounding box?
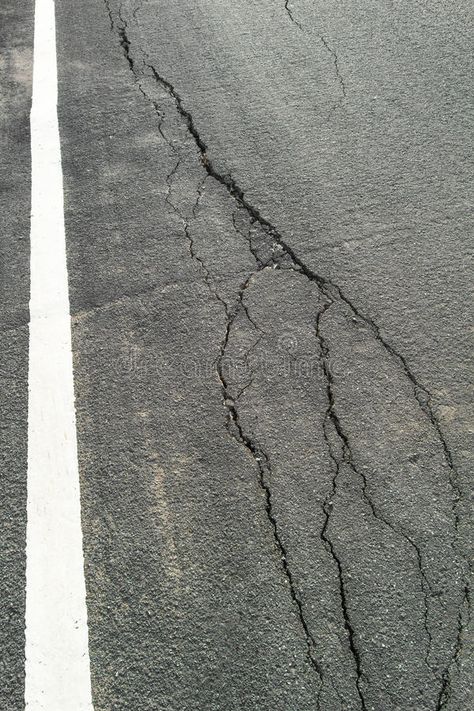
[1,0,473,709]
[0,1,33,707]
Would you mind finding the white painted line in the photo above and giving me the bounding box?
[24,0,94,709]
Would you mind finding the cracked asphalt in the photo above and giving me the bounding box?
[1,0,473,709]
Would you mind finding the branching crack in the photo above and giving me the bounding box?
[215,276,324,704]
[316,299,367,711]
[132,0,144,22]
[232,212,264,267]
[165,164,229,313]
[315,301,444,705]
[168,184,325,692]
[103,2,469,702]
[176,197,324,694]
[160,153,324,692]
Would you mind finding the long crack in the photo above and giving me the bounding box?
[139,32,463,545]
[316,301,368,711]
[103,3,469,704]
[214,274,324,707]
[161,149,324,697]
[320,36,347,100]
[315,301,438,699]
[282,2,346,102]
[187,216,325,699]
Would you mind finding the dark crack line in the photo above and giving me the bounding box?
[183,226,325,691]
[177,212,326,695]
[227,277,264,402]
[317,299,368,711]
[115,4,169,154]
[284,1,302,30]
[103,0,114,30]
[164,156,181,210]
[215,279,324,705]
[320,422,364,711]
[184,186,231,316]
[320,36,347,99]
[233,326,264,402]
[436,584,472,710]
[192,176,207,219]
[165,162,229,315]
[232,211,265,267]
[316,301,439,697]
[104,3,469,699]
[156,132,324,692]
[160,151,325,694]
[282,2,346,102]
[231,211,290,271]
[132,0,144,22]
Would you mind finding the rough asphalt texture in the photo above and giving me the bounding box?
[0,1,33,707]
[1,0,473,709]
[55,0,473,708]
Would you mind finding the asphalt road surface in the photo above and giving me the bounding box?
[1,0,473,709]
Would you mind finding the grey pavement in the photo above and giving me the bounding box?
[1,0,473,709]
[0,1,33,708]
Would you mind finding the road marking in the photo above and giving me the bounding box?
[24,0,94,708]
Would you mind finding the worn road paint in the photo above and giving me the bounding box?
[24,0,94,708]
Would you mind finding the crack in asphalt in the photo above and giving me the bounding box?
[103,0,114,30]
[282,1,346,102]
[184,179,221,299]
[284,1,302,31]
[316,300,368,711]
[320,36,347,99]
[102,3,469,704]
[229,213,266,400]
[163,164,325,698]
[166,164,231,315]
[131,0,144,22]
[215,280,325,706]
[315,300,440,696]
[437,585,472,709]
